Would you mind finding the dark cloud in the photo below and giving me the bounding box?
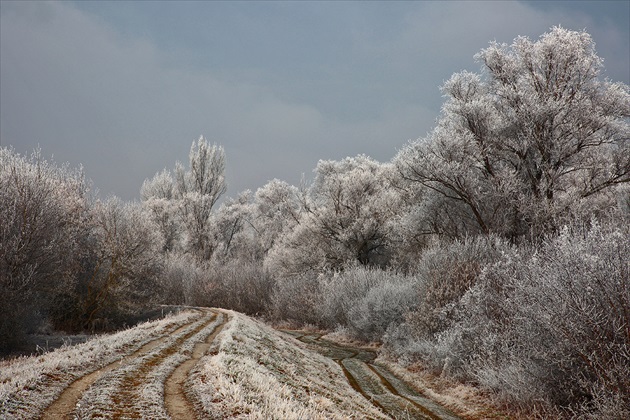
[1,1,627,200]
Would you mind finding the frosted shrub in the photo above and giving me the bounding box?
[385,296,503,381]
[158,253,204,305]
[203,258,274,315]
[456,221,630,416]
[383,236,510,381]
[616,184,630,219]
[406,235,507,338]
[271,272,324,325]
[385,222,629,417]
[159,253,273,314]
[318,267,381,328]
[347,275,418,342]
[518,223,628,413]
[317,266,418,342]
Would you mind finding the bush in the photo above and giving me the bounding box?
[157,253,203,305]
[318,267,381,328]
[205,258,274,315]
[489,222,630,414]
[318,266,418,342]
[271,271,324,326]
[347,277,417,342]
[388,221,630,417]
[405,235,508,338]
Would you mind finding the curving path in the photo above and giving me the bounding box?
[41,308,228,419]
[41,311,450,419]
[285,331,461,420]
[41,310,204,420]
[164,312,227,420]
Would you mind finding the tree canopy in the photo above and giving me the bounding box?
[395,27,630,240]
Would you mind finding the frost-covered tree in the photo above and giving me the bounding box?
[204,179,305,263]
[175,137,227,259]
[252,179,304,254]
[310,156,400,266]
[141,169,179,252]
[396,27,630,240]
[266,156,401,275]
[210,190,255,260]
[141,136,227,260]
[79,198,162,329]
[0,148,91,351]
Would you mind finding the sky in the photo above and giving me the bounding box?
[1,0,629,201]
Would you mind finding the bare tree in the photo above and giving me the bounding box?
[80,198,162,330]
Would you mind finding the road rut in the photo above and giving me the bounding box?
[164,311,227,420]
[42,310,204,420]
[42,308,228,419]
[285,331,461,420]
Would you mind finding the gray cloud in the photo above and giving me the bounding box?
[1,1,627,200]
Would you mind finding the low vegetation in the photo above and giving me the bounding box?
[2,26,629,418]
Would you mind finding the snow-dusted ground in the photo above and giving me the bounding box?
[72,310,222,419]
[0,309,197,419]
[188,310,389,419]
[2,308,477,419]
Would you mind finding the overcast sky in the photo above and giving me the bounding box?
[2,1,628,201]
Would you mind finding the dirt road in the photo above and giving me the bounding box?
[35,311,457,419]
[285,331,461,420]
[41,308,227,419]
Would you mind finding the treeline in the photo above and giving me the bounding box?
[2,27,629,418]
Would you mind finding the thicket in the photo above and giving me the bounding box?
[2,26,628,419]
[0,149,162,353]
[383,222,629,417]
[1,148,90,352]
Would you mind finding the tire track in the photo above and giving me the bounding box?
[369,364,461,420]
[109,310,218,419]
[285,331,461,419]
[164,311,228,420]
[41,310,203,420]
[341,358,437,419]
